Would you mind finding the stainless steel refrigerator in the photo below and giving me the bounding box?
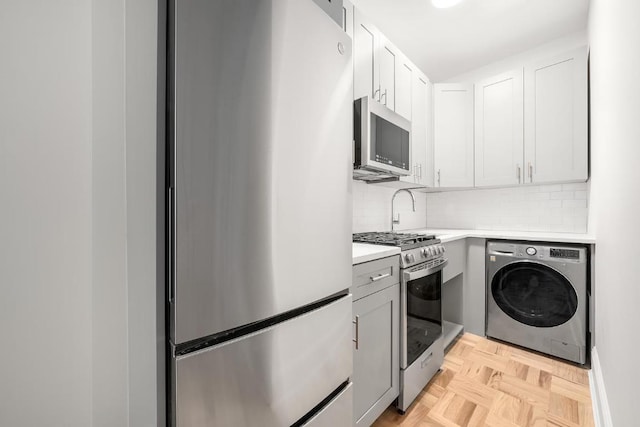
[167,0,353,425]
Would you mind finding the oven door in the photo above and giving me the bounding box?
[401,259,448,369]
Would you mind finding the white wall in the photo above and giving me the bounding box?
[353,181,427,232]
[1,1,162,426]
[92,0,128,425]
[589,0,640,425]
[0,1,93,425]
[123,1,164,425]
[93,0,163,425]
[425,182,589,232]
[443,30,588,83]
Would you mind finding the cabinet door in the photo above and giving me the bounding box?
[353,10,379,101]
[401,74,428,186]
[378,39,396,111]
[474,70,524,187]
[353,283,399,427]
[434,83,474,187]
[524,47,588,184]
[395,55,413,120]
[424,79,435,187]
[342,0,353,39]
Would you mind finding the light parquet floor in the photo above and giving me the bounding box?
[373,333,594,427]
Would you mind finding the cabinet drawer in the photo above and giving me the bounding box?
[352,256,399,301]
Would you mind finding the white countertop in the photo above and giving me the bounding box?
[352,243,400,265]
[353,228,595,264]
[411,228,596,245]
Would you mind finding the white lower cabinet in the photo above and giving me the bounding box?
[352,257,400,427]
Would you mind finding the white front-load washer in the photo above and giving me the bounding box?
[486,240,588,364]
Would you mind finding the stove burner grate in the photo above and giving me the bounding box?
[353,232,440,250]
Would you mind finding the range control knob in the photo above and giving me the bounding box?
[526,247,537,256]
[404,253,415,264]
[421,248,428,257]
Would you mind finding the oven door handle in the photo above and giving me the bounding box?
[403,259,448,282]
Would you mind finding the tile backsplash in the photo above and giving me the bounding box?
[425,183,589,233]
[352,181,428,233]
[353,181,589,234]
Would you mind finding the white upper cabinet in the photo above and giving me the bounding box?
[378,39,397,111]
[401,72,430,186]
[395,54,413,120]
[424,79,435,188]
[524,47,588,184]
[434,83,474,188]
[353,10,399,112]
[474,70,524,187]
[352,8,434,188]
[353,10,379,102]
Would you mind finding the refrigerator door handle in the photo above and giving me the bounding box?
[168,186,175,303]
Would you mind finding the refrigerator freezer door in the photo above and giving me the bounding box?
[172,295,352,426]
[302,382,353,427]
[170,0,353,344]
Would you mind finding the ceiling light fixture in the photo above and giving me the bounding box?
[431,0,465,8]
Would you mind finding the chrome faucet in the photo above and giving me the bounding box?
[391,189,416,231]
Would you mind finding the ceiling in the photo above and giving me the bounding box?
[349,0,589,82]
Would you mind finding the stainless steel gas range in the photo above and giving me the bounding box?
[352,232,448,413]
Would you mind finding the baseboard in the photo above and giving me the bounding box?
[589,347,613,427]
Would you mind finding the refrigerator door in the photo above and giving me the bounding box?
[170,0,353,344]
[171,295,352,426]
[302,382,353,427]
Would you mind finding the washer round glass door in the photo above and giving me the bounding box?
[491,261,577,327]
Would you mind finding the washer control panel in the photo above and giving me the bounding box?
[550,248,580,259]
[487,241,587,263]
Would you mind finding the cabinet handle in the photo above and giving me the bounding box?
[516,164,521,184]
[353,316,360,350]
[381,89,387,106]
[370,272,391,282]
[421,352,433,369]
[419,164,422,180]
[373,86,380,101]
[528,162,533,182]
[437,169,441,186]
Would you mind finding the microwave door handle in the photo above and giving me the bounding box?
[403,259,448,282]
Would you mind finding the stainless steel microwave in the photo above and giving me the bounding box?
[354,96,411,178]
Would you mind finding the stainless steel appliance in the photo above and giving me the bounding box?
[486,240,588,364]
[352,232,447,413]
[167,1,354,425]
[353,96,412,182]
